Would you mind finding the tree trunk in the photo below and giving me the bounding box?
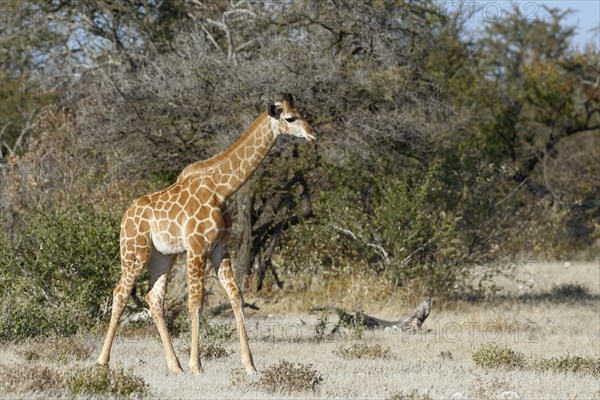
[236,189,255,290]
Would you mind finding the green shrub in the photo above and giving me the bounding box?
[67,366,148,398]
[279,159,506,299]
[201,318,236,343]
[312,313,341,343]
[335,343,394,360]
[338,312,367,340]
[472,343,526,370]
[19,203,121,319]
[534,355,600,376]
[0,281,79,340]
[313,313,330,343]
[0,202,120,340]
[549,283,590,300]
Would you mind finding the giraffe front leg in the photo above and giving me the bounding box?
[187,248,207,375]
[211,243,256,374]
[98,276,134,366]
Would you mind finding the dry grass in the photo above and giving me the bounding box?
[387,390,433,400]
[335,342,394,360]
[15,336,94,364]
[469,374,514,400]
[0,364,64,393]
[0,261,598,399]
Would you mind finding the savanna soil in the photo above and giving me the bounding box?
[0,261,598,399]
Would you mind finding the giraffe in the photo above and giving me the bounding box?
[97,93,315,375]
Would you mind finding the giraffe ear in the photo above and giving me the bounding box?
[267,103,282,119]
[281,93,295,108]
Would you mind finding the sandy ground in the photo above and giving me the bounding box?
[1,261,599,399]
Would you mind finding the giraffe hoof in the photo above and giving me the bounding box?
[190,366,204,375]
[97,355,109,366]
[168,363,184,374]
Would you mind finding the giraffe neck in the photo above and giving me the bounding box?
[180,112,277,201]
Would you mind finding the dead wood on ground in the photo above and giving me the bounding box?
[310,298,432,332]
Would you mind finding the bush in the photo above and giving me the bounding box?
[534,355,600,376]
[0,281,79,340]
[201,343,232,360]
[472,343,526,370]
[0,202,120,340]
[258,360,323,394]
[312,312,363,342]
[67,366,148,398]
[280,158,509,299]
[549,283,590,300]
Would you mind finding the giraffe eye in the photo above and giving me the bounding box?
[285,117,297,123]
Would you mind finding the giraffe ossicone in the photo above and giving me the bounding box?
[97,93,316,375]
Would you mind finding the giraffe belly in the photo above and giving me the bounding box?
[152,233,186,255]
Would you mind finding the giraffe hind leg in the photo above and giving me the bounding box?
[97,242,150,366]
[145,249,182,373]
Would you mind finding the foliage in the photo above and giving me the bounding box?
[282,156,510,298]
[0,202,120,340]
[312,309,367,340]
[313,313,333,343]
[549,283,590,300]
[312,312,362,342]
[67,366,148,398]
[472,343,527,370]
[200,319,236,344]
[533,355,600,377]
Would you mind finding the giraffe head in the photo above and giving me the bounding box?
[267,93,316,141]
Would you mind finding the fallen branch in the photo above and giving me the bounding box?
[310,297,432,332]
[208,301,260,316]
